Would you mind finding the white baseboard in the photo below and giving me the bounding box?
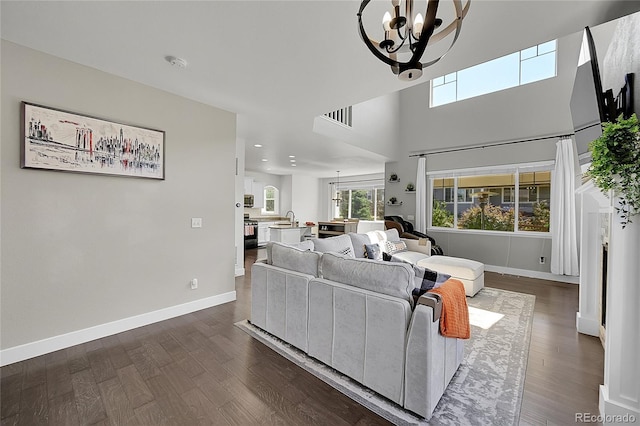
[600,385,640,423]
[0,291,236,367]
[485,265,580,284]
[576,312,600,337]
[235,266,245,277]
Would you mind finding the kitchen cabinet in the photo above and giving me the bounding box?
[253,181,264,209]
[257,221,274,246]
[317,221,358,238]
[244,178,265,209]
[269,226,308,244]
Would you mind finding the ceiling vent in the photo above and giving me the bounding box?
[324,106,352,127]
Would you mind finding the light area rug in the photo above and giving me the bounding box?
[235,287,535,425]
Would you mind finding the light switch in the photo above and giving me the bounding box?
[191,218,203,228]
[407,215,415,220]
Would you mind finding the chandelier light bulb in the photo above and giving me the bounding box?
[382,11,392,30]
[413,13,424,38]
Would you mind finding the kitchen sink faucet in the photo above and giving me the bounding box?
[285,210,296,226]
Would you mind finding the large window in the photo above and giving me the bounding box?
[332,182,384,220]
[431,40,557,107]
[430,165,551,233]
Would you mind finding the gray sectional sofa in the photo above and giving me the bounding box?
[251,230,465,419]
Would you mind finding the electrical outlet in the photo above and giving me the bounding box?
[191,218,202,228]
[190,278,198,289]
[539,256,546,264]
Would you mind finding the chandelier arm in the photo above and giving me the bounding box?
[358,8,400,67]
[427,0,470,45]
[421,0,469,67]
[405,0,440,66]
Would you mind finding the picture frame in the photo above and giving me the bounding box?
[22,102,165,180]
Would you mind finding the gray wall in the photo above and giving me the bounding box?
[602,12,639,117]
[1,41,237,350]
[384,33,587,275]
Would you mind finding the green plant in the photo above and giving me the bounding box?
[458,204,515,231]
[588,114,640,228]
[406,183,415,191]
[431,201,454,228]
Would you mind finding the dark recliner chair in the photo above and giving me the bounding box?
[384,215,444,255]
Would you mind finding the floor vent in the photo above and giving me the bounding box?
[324,106,352,127]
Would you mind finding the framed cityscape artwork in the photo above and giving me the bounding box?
[22,102,165,180]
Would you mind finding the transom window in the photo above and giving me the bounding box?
[431,40,557,107]
[429,165,552,234]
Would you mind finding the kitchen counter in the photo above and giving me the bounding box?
[269,225,312,244]
[268,224,308,229]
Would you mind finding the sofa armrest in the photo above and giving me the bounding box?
[417,293,442,322]
[401,238,431,255]
[255,257,268,264]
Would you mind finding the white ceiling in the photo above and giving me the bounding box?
[2,0,639,178]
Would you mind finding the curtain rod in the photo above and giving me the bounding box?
[328,178,383,185]
[408,129,585,158]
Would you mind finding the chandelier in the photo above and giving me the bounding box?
[332,171,342,207]
[357,0,471,81]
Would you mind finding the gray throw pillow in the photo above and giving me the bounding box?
[364,243,382,261]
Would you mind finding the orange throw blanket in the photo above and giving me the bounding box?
[428,279,470,339]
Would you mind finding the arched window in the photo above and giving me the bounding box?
[263,186,279,214]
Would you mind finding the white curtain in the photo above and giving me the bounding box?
[551,137,579,276]
[416,156,427,232]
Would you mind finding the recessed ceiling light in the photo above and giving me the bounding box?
[290,159,296,162]
[261,159,268,162]
[289,155,296,158]
[165,56,188,68]
[291,164,297,167]
[254,144,263,148]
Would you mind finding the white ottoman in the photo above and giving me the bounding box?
[417,256,484,297]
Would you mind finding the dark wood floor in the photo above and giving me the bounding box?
[1,248,604,425]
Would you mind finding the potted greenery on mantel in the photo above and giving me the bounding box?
[588,114,640,228]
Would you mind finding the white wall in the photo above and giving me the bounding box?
[291,174,321,225]
[313,92,401,160]
[1,41,237,356]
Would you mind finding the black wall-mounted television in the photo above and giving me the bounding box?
[570,26,635,158]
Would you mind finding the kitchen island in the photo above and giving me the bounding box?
[268,224,311,244]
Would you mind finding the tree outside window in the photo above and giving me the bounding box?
[334,185,384,220]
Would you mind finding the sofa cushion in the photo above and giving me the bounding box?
[311,234,355,258]
[348,233,372,258]
[319,252,415,306]
[390,251,430,265]
[270,242,322,277]
[385,228,400,241]
[266,240,314,264]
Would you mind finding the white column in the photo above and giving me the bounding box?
[599,195,640,423]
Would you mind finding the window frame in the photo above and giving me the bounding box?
[330,180,385,221]
[427,161,553,237]
[262,185,279,215]
[430,39,557,108]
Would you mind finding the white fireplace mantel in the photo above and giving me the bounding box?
[576,179,640,422]
[576,179,611,337]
